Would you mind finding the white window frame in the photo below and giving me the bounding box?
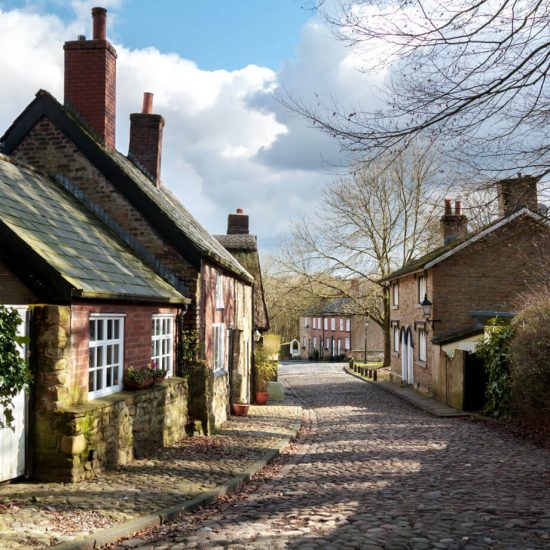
[418,275,427,304]
[325,337,330,350]
[392,283,399,306]
[418,327,427,362]
[151,314,175,376]
[88,314,124,399]
[216,273,225,309]
[337,339,341,355]
[304,317,310,328]
[393,325,400,353]
[313,336,317,349]
[324,318,328,330]
[346,318,351,332]
[345,337,350,351]
[312,318,316,329]
[331,317,335,331]
[303,337,307,347]
[339,318,344,331]
[213,323,226,372]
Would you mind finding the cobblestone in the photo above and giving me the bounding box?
[109,362,550,549]
[0,403,300,548]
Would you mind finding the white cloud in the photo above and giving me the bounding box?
[0,3,385,250]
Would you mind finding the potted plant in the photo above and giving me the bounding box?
[232,399,250,417]
[254,345,278,405]
[123,361,167,390]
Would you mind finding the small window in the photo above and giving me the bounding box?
[313,336,317,349]
[392,283,399,306]
[304,317,310,328]
[213,323,225,372]
[345,337,350,351]
[418,275,427,304]
[337,339,341,355]
[325,337,330,350]
[418,327,427,362]
[151,315,175,376]
[393,325,400,353]
[346,319,351,332]
[317,317,321,328]
[324,318,328,330]
[331,318,336,331]
[339,318,344,331]
[89,315,124,399]
[312,318,316,329]
[216,273,224,309]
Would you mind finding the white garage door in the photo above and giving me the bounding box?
[0,306,28,481]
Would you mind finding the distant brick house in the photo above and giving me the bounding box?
[0,154,189,481]
[381,176,550,410]
[1,8,257,436]
[299,298,384,361]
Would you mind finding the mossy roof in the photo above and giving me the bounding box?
[0,155,186,303]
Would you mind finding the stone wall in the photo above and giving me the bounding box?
[34,378,188,482]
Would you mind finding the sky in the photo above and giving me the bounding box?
[0,0,382,252]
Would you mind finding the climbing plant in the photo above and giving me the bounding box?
[0,305,31,429]
[475,319,514,419]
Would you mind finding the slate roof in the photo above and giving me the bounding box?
[304,297,355,316]
[0,90,254,285]
[215,234,269,330]
[0,154,187,303]
[380,208,546,282]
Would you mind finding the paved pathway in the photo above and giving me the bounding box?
[0,403,300,548]
[112,362,550,550]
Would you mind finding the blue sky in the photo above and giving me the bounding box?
[0,0,316,70]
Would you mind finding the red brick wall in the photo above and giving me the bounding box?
[70,302,179,401]
[128,113,164,184]
[64,39,117,148]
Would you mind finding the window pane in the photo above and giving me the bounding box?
[96,369,103,390]
[107,319,113,340]
[89,347,94,368]
[114,320,120,339]
[107,344,112,365]
[113,366,119,386]
[89,370,94,391]
[97,346,103,367]
[97,319,104,340]
[89,320,96,341]
[106,366,112,387]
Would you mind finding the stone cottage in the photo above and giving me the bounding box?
[381,176,550,410]
[0,153,190,481]
[1,8,256,435]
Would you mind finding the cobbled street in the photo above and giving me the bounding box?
[114,362,550,550]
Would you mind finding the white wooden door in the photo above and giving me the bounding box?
[0,307,28,481]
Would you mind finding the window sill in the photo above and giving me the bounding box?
[416,360,427,368]
[213,369,228,378]
[392,351,400,357]
[391,305,399,310]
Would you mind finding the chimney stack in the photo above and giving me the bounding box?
[440,198,468,245]
[64,7,117,148]
[128,93,165,187]
[227,208,249,235]
[496,175,539,217]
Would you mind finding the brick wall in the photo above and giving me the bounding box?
[128,113,164,184]
[70,302,179,402]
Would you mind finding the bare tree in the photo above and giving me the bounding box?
[287,0,550,180]
[275,146,448,364]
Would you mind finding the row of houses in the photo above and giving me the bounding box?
[299,177,549,412]
[0,8,267,483]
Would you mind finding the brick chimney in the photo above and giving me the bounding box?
[440,199,468,245]
[128,93,165,187]
[64,7,117,148]
[497,174,539,217]
[227,208,249,235]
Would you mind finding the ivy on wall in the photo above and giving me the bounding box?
[0,305,32,428]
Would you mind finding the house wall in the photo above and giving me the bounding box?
[350,315,385,362]
[201,262,252,426]
[0,260,37,304]
[31,304,189,482]
[432,216,550,335]
[389,272,434,394]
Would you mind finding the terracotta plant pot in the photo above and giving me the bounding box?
[232,403,250,417]
[255,391,269,405]
[123,376,155,391]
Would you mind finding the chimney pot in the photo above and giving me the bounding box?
[236,208,243,214]
[78,34,86,41]
[92,7,107,40]
[444,198,452,215]
[142,92,154,114]
[455,200,461,215]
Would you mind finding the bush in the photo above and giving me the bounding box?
[509,299,550,425]
[475,319,514,419]
[254,345,278,392]
[0,305,31,428]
